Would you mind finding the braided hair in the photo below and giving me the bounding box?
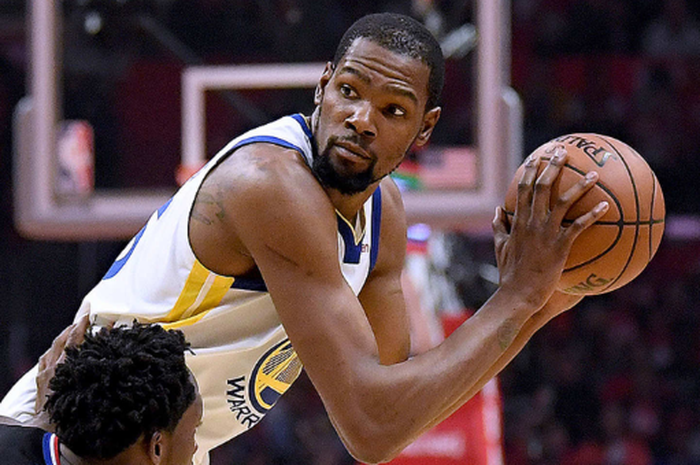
[44,322,196,460]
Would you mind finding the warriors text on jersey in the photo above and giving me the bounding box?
[0,114,382,463]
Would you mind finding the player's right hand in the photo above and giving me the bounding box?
[492,148,608,311]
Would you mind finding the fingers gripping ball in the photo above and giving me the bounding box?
[504,134,666,295]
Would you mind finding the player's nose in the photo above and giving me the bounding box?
[345,102,377,138]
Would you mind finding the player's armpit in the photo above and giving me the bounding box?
[0,416,22,426]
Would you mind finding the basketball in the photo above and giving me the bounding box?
[503,134,666,295]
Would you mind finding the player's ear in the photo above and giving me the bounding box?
[314,62,335,105]
[415,106,441,147]
[147,431,165,464]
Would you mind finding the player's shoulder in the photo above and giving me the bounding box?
[210,142,327,205]
[0,423,47,463]
[378,176,407,232]
[206,143,340,244]
[373,177,407,270]
[221,142,313,183]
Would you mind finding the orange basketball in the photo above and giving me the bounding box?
[504,134,666,295]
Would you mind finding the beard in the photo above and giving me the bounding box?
[311,137,378,195]
[311,106,379,195]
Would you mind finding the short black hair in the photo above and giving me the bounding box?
[332,12,445,110]
[44,322,196,460]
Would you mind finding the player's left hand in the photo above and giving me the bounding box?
[31,314,90,430]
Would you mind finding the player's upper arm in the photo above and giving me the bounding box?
[219,147,464,464]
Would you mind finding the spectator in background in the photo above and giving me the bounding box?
[641,0,700,58]
[632,0,700,212]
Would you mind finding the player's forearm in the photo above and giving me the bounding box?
[415,306,556,437]
[407,292,582,437]
[326,287,539,463]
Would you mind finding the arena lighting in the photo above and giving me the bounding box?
[15,0,522,240]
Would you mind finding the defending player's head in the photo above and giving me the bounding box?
[311,12,444,196]
[44,322,202,463]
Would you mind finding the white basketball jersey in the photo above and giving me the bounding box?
[82,114,382,462]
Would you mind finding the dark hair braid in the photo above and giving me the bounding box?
[45,322,195,460]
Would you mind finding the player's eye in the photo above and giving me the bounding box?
[385,105,407,117]
[339,84,357,98]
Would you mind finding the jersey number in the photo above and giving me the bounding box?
[102,198,173,280]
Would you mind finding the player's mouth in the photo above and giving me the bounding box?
[333,141,373,162]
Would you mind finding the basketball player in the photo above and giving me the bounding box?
[1,12,608,464]
[0,321,202,464]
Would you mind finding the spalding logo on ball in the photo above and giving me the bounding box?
[504,133,666,295]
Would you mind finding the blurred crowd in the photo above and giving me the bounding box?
[499,241,700,465]
[512,0,700,213]
[499,1,700,463]
[1,0,700,464]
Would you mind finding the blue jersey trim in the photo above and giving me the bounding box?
[369,186,382,273]
[103,197,171,281]
[337,217,363,264]
[291,114,314,141]
[157,197,173,218]
[103,225,147,280]
[42,432,54,465]
[231,277,268,292]
[232,135,305,157]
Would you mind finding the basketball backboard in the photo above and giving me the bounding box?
[14,0,522,240]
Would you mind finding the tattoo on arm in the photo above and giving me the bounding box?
[192,190,226,226]
[497,318,518,351]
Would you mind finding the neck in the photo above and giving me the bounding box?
[326,185,377,222]
[59,444,89,465]
[59,444,129,465]
[58,437,151,465]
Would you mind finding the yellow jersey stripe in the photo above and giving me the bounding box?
[162,275,233,329]
[162,312,208,330]
[335,209,366,245]
[165,260,210,322]
[165,261,234,324]
[199,274,235,312]
[180,273,217,320]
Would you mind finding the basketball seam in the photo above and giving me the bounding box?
[597,135,640,292]
[551,159,625,274]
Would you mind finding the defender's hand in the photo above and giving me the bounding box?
[34,314,90,423]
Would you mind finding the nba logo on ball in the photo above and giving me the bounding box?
[504,134,666,295]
